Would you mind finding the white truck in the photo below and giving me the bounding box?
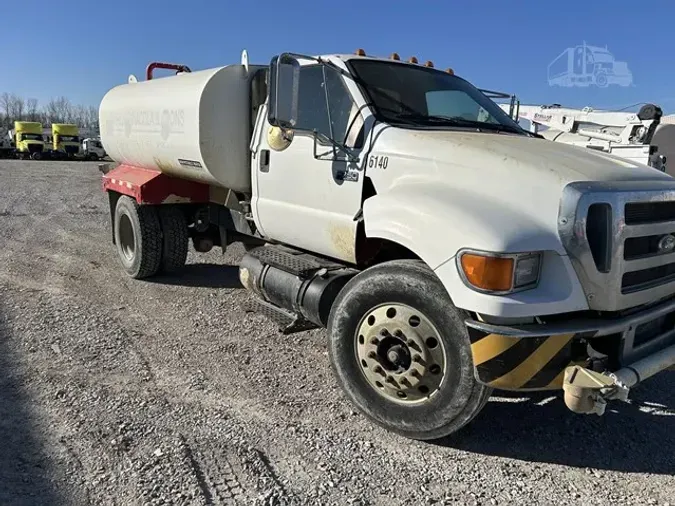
[99,51,675,440]
[500,102,669,173]
[81,137,106,160]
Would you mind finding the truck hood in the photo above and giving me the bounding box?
[377,127,670,186]
[367,127,673,258]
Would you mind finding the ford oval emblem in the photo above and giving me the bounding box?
[658,234,675,253]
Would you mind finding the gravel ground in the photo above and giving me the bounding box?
[0,159,674,506]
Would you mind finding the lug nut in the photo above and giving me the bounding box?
[374,366,386,376]
[395,330,407,342]
[401,377,412,388]
[411,369,421,379]
[368,351,377,359]
[413,355,426,366]
[380,329,389,336]
[370,338,380,345]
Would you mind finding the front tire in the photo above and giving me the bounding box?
[328,260,490,440]
[114,196,162,279]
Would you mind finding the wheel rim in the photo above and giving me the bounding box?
[355,303,446,404]
[118,214,136,261]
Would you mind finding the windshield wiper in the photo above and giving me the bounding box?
[397,114,535,137]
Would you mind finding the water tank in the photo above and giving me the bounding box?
[99,64,259,192]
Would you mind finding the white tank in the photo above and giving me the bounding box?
[99,64,259,192]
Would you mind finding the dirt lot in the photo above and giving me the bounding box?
[0,159,674,506]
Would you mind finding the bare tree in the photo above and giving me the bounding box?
[1,91,98,132]
[9,94,25,121]
[44,98,60,124]
[26,98,39,121]
[0,93,10,127]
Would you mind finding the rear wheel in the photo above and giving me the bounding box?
[114,196,162,279]
[328,259,491,440]
[158,206,189,273]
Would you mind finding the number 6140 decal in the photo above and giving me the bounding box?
[367,155,389,169]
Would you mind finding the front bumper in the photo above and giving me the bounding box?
[464,295,675,391]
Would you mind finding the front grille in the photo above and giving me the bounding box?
[65,145,79,155]
[622,262,675,293]
[625,201,675,224]
[624,232,675,260]
[559,180,675,311]
[28,144,43,153]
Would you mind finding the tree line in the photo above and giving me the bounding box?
[0,92,98,131]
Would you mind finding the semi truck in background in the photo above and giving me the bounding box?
[13,121,45,159]
[99,50,675,440]
[51,123,80,158]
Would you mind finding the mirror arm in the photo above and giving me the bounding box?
[312,131,359,163]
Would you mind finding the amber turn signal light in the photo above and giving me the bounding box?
[460,254,514,292]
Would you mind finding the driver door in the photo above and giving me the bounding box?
[252,63,365,263]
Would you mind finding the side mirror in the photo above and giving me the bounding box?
[268,54,300,129]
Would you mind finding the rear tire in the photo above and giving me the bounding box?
[114,196,162,279]
[158,206,188,273]
[327,259,491,440]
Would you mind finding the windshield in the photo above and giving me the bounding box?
[58,135,79,143]
[348,59,525,133]
[20,133,43,141]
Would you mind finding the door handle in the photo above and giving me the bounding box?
[259,149,270,172]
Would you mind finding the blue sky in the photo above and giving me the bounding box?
[3,0,675,113]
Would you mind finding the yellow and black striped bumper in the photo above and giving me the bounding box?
[467,328,587,391]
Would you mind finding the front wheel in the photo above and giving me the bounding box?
[328,260,491,440]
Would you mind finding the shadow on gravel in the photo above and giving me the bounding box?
[0,296,64,505]
[149,264,242,289]
[439,375,675,475]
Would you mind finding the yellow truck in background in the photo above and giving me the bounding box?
[14,121,45,159]
[51,123,81,158]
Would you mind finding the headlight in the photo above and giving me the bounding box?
[457,250,542,294]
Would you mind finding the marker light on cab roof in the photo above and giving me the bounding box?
[408,56,419,64]
[390,53,400,60]
[355,48,366,56]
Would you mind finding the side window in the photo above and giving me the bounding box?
[295,65,358,145]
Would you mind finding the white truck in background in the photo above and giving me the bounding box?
[99,50,675,440]
[500,102,674,174]
[81,137,106,160]
[0,127,14,158]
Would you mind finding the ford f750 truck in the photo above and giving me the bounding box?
[98,50,675,440]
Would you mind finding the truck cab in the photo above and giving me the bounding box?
[82,137,106,160]
[14,121,45,159]
[52,123,80,158]
[99,50,675,440]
